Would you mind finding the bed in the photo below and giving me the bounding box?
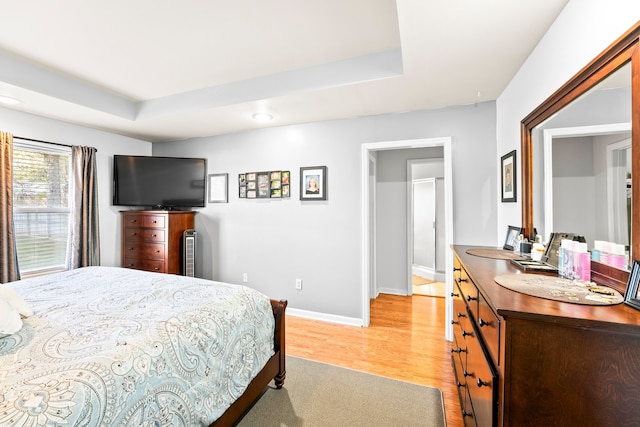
[0,266,287,426]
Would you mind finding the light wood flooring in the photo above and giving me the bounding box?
[412,274,446,297]
[286,293,463,426]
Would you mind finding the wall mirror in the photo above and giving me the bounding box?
[521,22,640,283]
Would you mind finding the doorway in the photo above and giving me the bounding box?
[408,160,446,298]
[361,137,453,341]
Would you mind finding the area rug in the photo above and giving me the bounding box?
[238,356,446,427]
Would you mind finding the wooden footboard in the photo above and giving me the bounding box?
[210,299,287,426]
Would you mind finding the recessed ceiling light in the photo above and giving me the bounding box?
[252,113,273,122]
[0,95,21,105]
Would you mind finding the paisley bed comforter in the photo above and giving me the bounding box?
[0,266,275,426]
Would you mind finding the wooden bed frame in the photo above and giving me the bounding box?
[211,299,288,426]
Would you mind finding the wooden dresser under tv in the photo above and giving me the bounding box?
[121,210,195,275]
[451,245,640,427]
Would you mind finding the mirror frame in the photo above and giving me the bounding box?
[521,22,640,288]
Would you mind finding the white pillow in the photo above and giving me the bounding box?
[0,298,22,335]
[0,286,33,317]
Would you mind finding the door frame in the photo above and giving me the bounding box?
[361,137,453,341]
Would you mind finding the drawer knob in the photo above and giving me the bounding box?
[463,369,473,378]
[462,410,472,418]
[477,378,490,388]
[456,311,467,318]
[128,247,134,251]
[153,267,160,271]
[457,278,468,283]
[451,347,466,354]
[479,318,490,327]
[152,234,157,237]
[462,330,473,338]
[466,295,477,302]
[450,292,459,297]
[456,381,466,388]
[451,320,459,325]
[453,267,461,272]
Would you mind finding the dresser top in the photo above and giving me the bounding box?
[452,245,640,332]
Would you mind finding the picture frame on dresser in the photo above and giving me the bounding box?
[623,260,640,311]
[503,225,521,251]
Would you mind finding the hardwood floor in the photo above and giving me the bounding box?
[286,293,463,426]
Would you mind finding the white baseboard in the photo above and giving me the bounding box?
[287,307,364,327]
[377,287,408,296]
[412,265,445,282]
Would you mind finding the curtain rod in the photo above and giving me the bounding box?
[13,136,97,152]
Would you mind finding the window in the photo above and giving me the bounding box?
[12,141,71,276]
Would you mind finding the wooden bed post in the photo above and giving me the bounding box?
[272,299,287,388]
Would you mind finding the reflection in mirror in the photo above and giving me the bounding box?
[530,63,631,268]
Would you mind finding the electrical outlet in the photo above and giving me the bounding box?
[243,273,248,283]
[295,279,302,290]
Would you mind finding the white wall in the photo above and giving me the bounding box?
[496,0,640,242]
[154,101,497,322]
[0,107,152,267]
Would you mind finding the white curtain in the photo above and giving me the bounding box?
[66,146,100,269]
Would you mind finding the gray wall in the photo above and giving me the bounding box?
[0,107,152,268]
[154,101,497,322]
[496,0,640,241]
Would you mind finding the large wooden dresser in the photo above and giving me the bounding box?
[121,210,195,275]
[451,245,640,426]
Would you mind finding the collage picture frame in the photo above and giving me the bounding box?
[239,170,290,199]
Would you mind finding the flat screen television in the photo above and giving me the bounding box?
[113,155,207,209]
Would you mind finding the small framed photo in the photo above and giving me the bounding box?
[501,150,517,203]
[208,173,228,203]
[503,225,521,251]
[282,171,290,185]
[624,260,640,311]
[257,172,270,198]
[300,166,327,201]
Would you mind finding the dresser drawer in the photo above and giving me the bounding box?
[123,242,165,260]
[123,228,166,242]
[143,215,166,228]
[466,327,497,427]
[122,257,166,273]
[457,267,478,316]
[478,292,500,366]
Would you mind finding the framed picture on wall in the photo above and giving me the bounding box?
[300,166,327,200]
[208,173,228,203]
[501,150,517,202]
